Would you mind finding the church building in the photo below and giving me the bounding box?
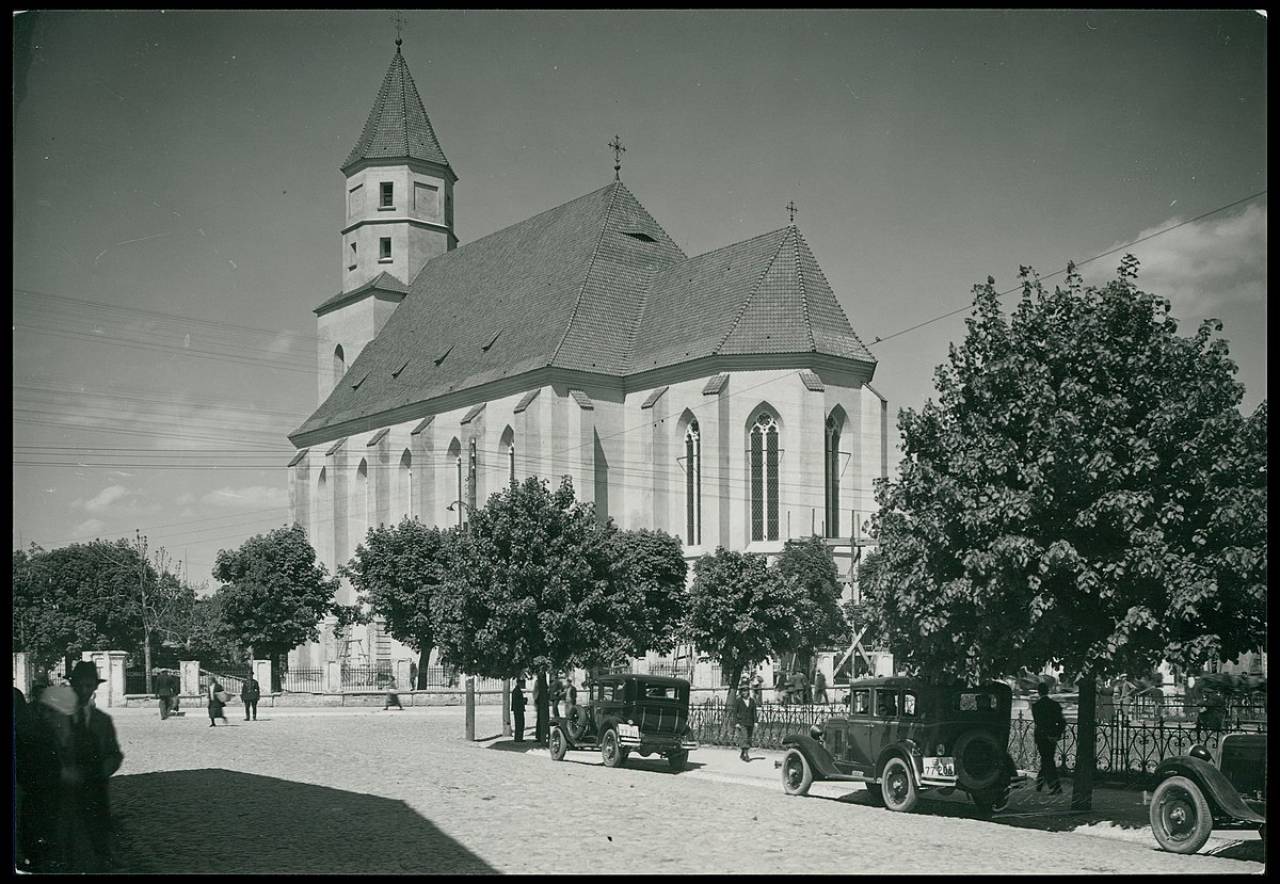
[286,42,889,673]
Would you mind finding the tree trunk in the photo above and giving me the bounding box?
[1072,675,1097,811]
[416,645,431,690]
[144,627,154,694]
[535,670,550,744]
[270,650,282,693]
[725,657,744,703]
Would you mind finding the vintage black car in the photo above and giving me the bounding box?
[1146,732,1266,854]
[548,674,698,771]
[777,677,1026,814]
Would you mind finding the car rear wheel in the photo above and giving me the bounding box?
[1150,775,1214,854]
[880,756,919,813]
[601,728,626,768]
[566,705,590,742]
[781,748,813,796]
[548,725,568,762]
[954,730,1003,792]
[667,749,689,772]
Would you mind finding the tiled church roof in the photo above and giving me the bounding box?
[343,47,452,173]
[291,182,876,443]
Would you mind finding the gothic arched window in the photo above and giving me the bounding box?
[499,426,516,486]
[397,449,413,519]
[467,438,478,514]
[749,411,780,541]
[333,345,345,380]
[685,420,702,546]
[824,410,844,538]
[356,458,370,534]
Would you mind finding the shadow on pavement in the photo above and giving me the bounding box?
[484,739,707,773]
[111,769,495,873]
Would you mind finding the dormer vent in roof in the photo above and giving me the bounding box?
[392,359,410,378]
[623,231,656,243]
[481,331,501,352]
[434,345,453,366]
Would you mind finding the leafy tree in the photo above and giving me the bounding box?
[11,540,153,675]
[343,517,452,689]
[177,591,246,671]
[861,259,1267,808]
[597,528,689,663]
[684,547,808,700]
[212,524,340,691]
[775,536,848,663]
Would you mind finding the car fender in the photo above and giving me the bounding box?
[550,718,578,749]
[780,734,842,780]
[1154,757,1266,825]
[876,739,924,785]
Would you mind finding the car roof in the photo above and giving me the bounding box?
[592,674,690,688]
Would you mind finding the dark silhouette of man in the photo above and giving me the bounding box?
[511,680,527,743]
[155,671,177,720]
[1032,682,1066,794]
[532,672,549,744]
[242,673,261,720]
[731,684,758,762]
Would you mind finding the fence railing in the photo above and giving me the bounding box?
[341,664,395,691]
[199,668,251,696]
[279,668,326,693]
[686,699,1267,781]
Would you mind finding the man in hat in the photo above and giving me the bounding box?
[510,679,527,743]
[730,682,758,762]
[45,661,125,871]
[155,670,177,720]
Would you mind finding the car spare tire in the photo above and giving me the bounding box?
[954,730,1003,792]
[566,705,591,742]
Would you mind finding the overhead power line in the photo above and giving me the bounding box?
[869,188,1268,347]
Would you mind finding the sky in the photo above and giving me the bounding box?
[12,10,1268,588]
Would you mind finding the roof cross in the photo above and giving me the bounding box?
[391,10,406,48]
[786,200,798,225]
[608,134,626,180]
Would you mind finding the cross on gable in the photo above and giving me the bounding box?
[786,200,798,224]
[608,134,626,180]
[391,10,406,47]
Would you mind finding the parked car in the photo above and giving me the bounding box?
[776,676,1026,814]
[548,674,698,771]
[1146,732,1266,854]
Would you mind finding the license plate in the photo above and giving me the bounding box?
[617,724,639,740]
[922,756,955,777]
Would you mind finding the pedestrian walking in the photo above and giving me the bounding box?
[791,670,809,704]
[241,673,261,721]
[532,672,549,744]
[749,672,764,706]
[511,680,527,743]
[384,689,404,711]
[563,676,578,710]
[155,671,177,720]
[207,680,229,727]
[1031,682,1066,794]
[730,683,758,762]
[812,669,829,705]
[37,662,124,872]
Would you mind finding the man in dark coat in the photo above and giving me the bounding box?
[730,683,758,762]
[15,687,62,872]
[532,672,549,744]
[41,662,124,871]
[1031,682,1066,794]
[241,673,261,721]
[511,680,527,743]
[155,671,177,720]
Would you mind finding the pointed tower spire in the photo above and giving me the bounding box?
[343,47,453,175]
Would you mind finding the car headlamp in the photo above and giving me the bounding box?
[809,725,823,740]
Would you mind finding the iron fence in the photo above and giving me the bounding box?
[341,663,395,691]
[647,662,694,680]
[199,667,251,696]
[280,668,326,693]
[687,700,1267,781]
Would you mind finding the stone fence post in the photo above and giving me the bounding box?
[324,660,341,693]
[252,659,273,693]
[395,659,413,692]
[80,650,126,707]
[13,651,32,697]
[180,660,201,696]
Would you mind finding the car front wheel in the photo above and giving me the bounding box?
[781,748,813,796]
[880,756,919,813]
[601,728,626,768]
[667,749,689,772]
[548,725,568,762]
[1150,775,1214,854]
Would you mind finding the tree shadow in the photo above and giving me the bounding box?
[110,769,495,873]
[483,739,706,773]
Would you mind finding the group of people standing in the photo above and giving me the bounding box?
[14,662,124,872]
[508,673,580,744]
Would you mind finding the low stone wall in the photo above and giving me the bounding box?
[122,689,508,709]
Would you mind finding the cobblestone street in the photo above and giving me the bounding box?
[104,708,1263,874]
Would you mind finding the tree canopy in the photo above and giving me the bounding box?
[212,523,340,686]
[344,517,452,688]
[684,546,811,698]
[862,259,1266,685]
[774,535,848,657]
[432,477,688,679]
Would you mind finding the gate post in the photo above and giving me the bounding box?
[502,678,512,738]
[465,676,476,741]
[180,660,201,697]
[13,651,32,698]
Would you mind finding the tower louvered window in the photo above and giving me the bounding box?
[750,412,779,541]
[685,420,702,546]
[467,438,478,514]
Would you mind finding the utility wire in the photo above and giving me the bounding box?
[868,189,1268,347]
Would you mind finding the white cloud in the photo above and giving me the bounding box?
[71,518,105,538]
[1085,203,1267,320]
[175,492,196,505]
[77,484,130,513]
[200,485,289,509]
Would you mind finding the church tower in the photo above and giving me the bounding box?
[314,39,458,403]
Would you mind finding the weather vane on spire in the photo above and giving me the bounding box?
[392,10,406,48]
[786,200,798,225]
[608,134,626,181]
